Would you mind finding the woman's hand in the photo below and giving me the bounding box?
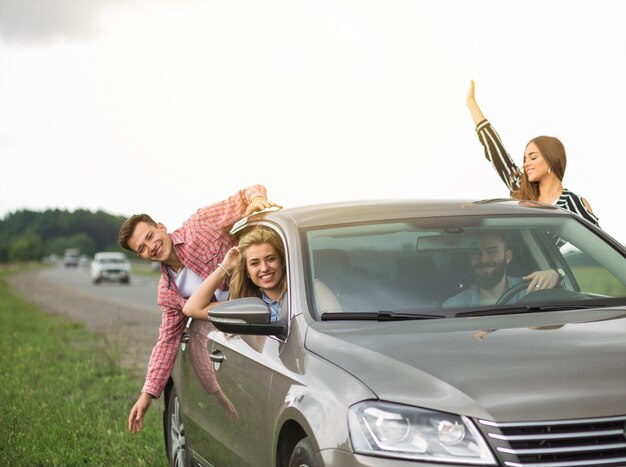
[466,80,476,107]
[466,80,486,125]
[221,246,240,272]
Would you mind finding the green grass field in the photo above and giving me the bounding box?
[0,265,167,466]
[572,266,626,296]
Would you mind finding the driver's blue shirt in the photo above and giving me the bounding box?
[260,290,281,322]
[443,276,523,308]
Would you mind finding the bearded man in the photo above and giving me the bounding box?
[444,232,561,307]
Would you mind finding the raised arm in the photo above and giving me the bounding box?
[196,184,281,233]
[466,80,522,193]
[466,80,486,126]
[183,246,240,320]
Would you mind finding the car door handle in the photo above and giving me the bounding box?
[209,350,226,363]
[180,332,190,351]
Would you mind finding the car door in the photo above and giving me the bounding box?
[180,315,279,466]
[203,328,279,466]
[177,319,233,465]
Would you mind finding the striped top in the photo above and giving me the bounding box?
[476,119,599,226]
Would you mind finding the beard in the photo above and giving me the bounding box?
[474,261,507,290]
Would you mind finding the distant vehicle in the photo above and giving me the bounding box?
[63,248,80,268]
[90,252,131,285]
[78,254,90,268]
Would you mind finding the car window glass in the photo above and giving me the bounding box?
[560,243,626,296]
[305,216,626,318]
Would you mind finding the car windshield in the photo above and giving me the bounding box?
[305,215,626,319]
[100,258,126,264]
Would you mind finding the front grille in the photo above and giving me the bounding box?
[477,415,626,467]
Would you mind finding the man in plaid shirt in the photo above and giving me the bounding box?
[118,184,277,433]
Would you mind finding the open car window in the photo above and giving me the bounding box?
[305,216,626,319]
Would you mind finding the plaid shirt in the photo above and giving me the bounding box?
[142,184,267,397]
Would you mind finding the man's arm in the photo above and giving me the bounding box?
[197,184,279,233]
[142,300,188,396]
[128,298,187,432]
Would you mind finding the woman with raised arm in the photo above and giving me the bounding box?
[466,80,599,226]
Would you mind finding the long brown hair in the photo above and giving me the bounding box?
[228,227,287,300]
[512,135,567,201]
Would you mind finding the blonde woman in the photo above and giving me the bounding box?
[184,227,287,321]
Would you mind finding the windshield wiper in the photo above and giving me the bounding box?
[321,311,445,321]
[455,303,607,318]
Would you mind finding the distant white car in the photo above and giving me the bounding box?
[90,252,131,285]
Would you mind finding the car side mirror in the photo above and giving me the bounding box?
[208,297,287,337]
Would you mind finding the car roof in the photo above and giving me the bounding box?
[248,198,568,230]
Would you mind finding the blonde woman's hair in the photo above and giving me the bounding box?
[512,135,567,201]
[228,227,287,300]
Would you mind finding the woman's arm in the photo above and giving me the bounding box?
[466,80,486,126]
[183,246,240,320]
[466,80,522,193]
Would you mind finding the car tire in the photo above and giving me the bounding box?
[93,277,101,285]
[165,386,190,467]
[120,277,130,285]
[288,437,319,467]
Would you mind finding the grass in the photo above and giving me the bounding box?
[129,260,162,278]
[572,266,626,296]
[0,265,167,466]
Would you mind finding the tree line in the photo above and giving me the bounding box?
[0,208,129,262]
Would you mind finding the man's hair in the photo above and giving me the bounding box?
[480,230,512,249]
[118,214,158,251]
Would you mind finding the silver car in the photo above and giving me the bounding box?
[165,199,626,467]
[90,252,131,284]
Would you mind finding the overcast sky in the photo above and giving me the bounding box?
[1,0,625,242]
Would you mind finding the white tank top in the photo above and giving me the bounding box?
[174,267,228,301]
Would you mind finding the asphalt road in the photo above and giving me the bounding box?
[8,263,164,370]
[40,263,160,313]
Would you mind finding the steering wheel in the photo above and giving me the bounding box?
[495,281,531,305]
[496,281,579,305]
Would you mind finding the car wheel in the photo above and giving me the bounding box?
[288,437,318,467]
[165,386,190,467]
[120,277,130,285]
[92,277,101,285]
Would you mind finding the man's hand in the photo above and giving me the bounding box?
[215,389,239,423]
[523,269,560,294]
[128,392,154,433]
[244,196,282,217]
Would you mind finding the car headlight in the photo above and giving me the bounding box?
[348,401,496,465]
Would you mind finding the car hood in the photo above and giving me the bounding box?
[305,307,626,422]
